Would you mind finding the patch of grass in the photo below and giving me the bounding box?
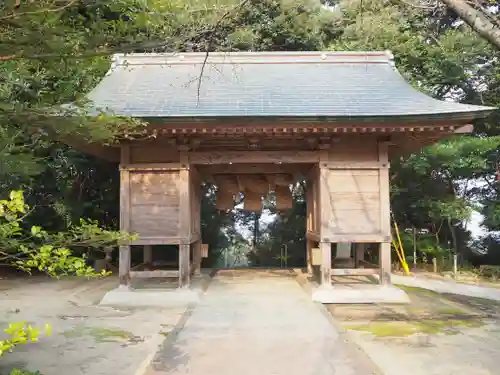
[344,318,485,338]
[62,326,142,344]
[437,307,469,315]
[395,284,442,297]
[159,331,169,336]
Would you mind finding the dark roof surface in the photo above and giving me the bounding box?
[87,51,494,120]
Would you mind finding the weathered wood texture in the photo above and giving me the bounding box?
[130,142,180,163]
[320,242,332,287]
[321,169,381,235]
[306,166,320,239]
[130,270,179,278]
[330,268,379,276]
[189,150,319,164]
[318,138,391,243]
[129,170,181,239]
[119,144,131,286]
[190,167,202,240]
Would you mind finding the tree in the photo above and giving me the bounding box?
[440,0,500,51]
[326,0,500,263]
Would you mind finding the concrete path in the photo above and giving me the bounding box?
[147,271,380,375]
[392,274,500,301]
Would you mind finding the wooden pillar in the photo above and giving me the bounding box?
[178,151,191,287]
[119,143,131,287]
[306,239,313,274]
[144,245,153,269]
[320,242,332,288]
[192,240,202,276]
[378,141,392,285]
[119,245,131,287]
[179,244,190,287]
[379,242,391,284]
[354,243,365,268]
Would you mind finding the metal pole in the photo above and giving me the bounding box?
[453,254,458,278]
[413,227,417,271]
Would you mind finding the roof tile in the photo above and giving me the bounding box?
[87,51,495,120]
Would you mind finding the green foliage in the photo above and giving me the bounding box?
[0,190,135,276]
[0,321,51,357]
[8,369,42,375]
[328,0,500,262]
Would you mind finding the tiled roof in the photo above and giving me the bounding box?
[86,51,494,120]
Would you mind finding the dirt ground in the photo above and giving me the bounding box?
[0,276,192,375]
[394,269,500,289]
[327,278,500,375]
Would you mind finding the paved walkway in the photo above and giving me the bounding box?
[392,274,500,301]
[148,271,380,375]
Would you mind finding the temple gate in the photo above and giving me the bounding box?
[76,51,493,291]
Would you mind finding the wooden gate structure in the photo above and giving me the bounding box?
[77,51,494,289]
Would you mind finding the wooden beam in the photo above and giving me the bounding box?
[119,163,186,171]
[322,234,391,243]
[130,270,179,278]
[129,235,200,245]
[330,268,379,276]
[455,124,473,134]
[320,242,332,288]
[192,241,202,276]
[379,242,392,284]
[306,231,320,242]
[143,245,153,267]
[354,243,365,268]
[378,141,391,238]
[119,143,131,287]
[188,151,319,164]
[322,162,388,169]
[179,244,190,287]
[306,239,313,274]
[179,152,190,236]
[358,259,378,268]
[119,245,131,287]
[196,163,307,175]
[318,162,331,238]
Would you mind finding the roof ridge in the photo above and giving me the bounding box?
[110,50,394,67]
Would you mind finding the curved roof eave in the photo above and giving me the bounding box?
[84,51,497,122]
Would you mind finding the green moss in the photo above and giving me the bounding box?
[63,326,142,343]
[395,284,442,296]
[344,319,485,337]
[437,307,469,315]
[159,331,169,336]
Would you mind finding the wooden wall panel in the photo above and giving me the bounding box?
[328,138,378,163]
[130,142,180,163]
[129,171,180,238]
[320,169,381,236]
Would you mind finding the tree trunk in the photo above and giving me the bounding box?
[447,217,458,255]
[253,213,260,248]
[441,0,500,50]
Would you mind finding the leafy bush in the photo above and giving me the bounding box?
[0,191,136,276]
[9,369,43,375]
[0,322,51,357]
[0,190,135,374]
